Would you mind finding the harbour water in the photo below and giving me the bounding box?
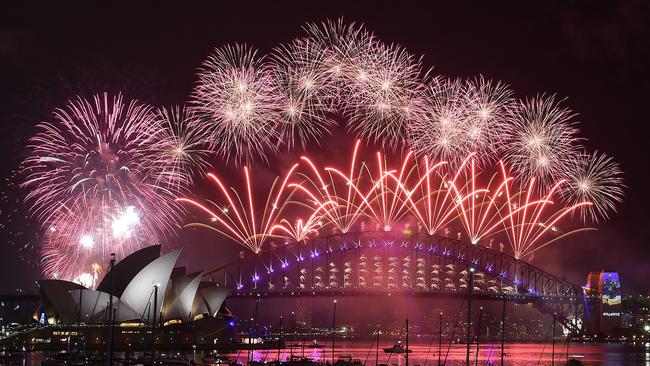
[223,340,650,365]
[18,341,650,365]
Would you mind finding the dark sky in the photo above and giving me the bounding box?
[1,2,649,293]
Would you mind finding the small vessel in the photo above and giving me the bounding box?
[307,339,322,349]
[565,359,585,366]
[283,355,319,366]
[383,340,412,354]
[333,355,363,366]
[203,355,234,365]
[41,353,89,366]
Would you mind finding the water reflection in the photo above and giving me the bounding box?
[19,341,650,365]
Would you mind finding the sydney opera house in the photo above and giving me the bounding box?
[5,246,236,351]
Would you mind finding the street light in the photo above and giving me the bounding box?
[466,267,475,366]
[107,253,116,366]
[332,299,337,364]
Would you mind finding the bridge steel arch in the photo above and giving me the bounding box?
[206,231,595,335]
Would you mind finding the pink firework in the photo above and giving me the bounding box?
[180,141,621,261]
[269,201,334,243]
[178,164,299,253]
[495,162,593,259]
[293,140,373,233]
[21,93,190,281]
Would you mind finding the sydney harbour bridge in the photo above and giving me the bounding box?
[205,231,594,336]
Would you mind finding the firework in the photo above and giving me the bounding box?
[21,93,189,280]
[344,42,426,150]
[461,76,513,162]
[293,140,373,233]
[495,162,593,259]
[501,95,581,188]
[401,155,453,235]
[41,203,153,280]
[19,19,626,278]
[302,18,376,109]
[151,106,212,193]
[269,201,333,243]
[269,38,334,150]
[191,44,280,164]
[561,151,625,223]
[178,164,299,253]
[408,78,470,165]
[181,140,613,261]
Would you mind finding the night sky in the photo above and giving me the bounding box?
[1,2,649,293]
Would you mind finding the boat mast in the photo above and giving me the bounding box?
[376,326,380,366]
[405,318,409,366]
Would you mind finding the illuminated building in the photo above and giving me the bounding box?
[585,271,622,335]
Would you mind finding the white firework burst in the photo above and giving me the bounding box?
[562,151,625,223]
[345,42,427,150]
[501,95,581,188]
[302,18,377,110]
[269,38,335,150]
[191,44,281,164]
[408,78,469,166]
[152,106,211,193]
[462,76,513,164]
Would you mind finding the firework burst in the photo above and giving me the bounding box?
[152,106,211,193]
[191,44,280,164]
[293,140,373,233]
[408,78,471,165]
[302,19,376,109]
[21,93,190,280]
[461,76,513,161]
[561,151,625,223]
[270,38,335,150]
[495,162,593,259]
[501,95,581,188]
[18,19,626,279]
[178,164,299,253]
[344,42,426,150]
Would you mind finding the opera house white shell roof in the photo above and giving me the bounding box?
[37,246,229,325]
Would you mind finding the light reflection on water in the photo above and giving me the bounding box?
[224,340,650,365]
[21,341,650,365]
